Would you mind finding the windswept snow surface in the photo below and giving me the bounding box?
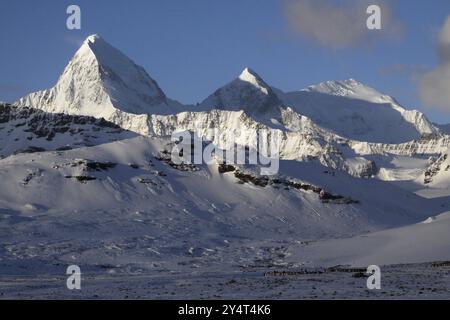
[288,212,450,267]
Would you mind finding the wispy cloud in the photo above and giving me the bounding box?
[63,34,85,47]
[282,0,403,49]
[420,17,450,112]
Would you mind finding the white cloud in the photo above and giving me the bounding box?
[283,0,402,49]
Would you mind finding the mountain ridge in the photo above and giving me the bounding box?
[11,34,449,178]
[14,34,441,144]
[200,67,283,116]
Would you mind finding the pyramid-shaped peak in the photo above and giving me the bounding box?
[78,34,110,54]
[239,67,258,78]
[69,34,166,100]
[238,67,266,84]
[200,67,281,114]
[16,33,180,119]
[235,67,274,97]
[77,34,124,60]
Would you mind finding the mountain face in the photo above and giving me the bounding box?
[0,102,135,157]
[16,35,180,132]
[200,68,283,116]
[12,35,448,178]
[277,79,439,143]
[423,152,450,185]
[14,35,439,144]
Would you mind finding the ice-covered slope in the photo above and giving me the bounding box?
[278,79,439,143]
[16,35,181,133]
[200,68,282,116]
[422,151,450,186]
[288,211,450,267]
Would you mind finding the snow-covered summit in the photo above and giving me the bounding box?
[279,79,440,143]
[15,34,180,131]
[303,79,395,104]
[77,34,169,106]
[200,67,282,115]
[85,34,100,43]
[238,67,270,93]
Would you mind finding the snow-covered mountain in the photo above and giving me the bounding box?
[0,103,136,158]
[14,35,441,144]
[200,68,283,116]
[4,34,450,298]
[16,35,181,133]
[278,79,439,143]
[12,35,449,179]
[422,151,450,186]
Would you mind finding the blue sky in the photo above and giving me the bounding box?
[1,0,450,123]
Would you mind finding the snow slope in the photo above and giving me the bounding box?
[0,135,443,276]
[422,151,450,186]
[288,211,450,267]
[278,79,439,143]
